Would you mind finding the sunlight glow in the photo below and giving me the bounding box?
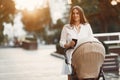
[14,0,45,11]
[67,0,72,4]
[111,0,117,6]
[117,0,120,2]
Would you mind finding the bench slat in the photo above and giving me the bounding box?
[102,53,119,75]
[104,40,120,44]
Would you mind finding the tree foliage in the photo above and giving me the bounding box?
[0,0,15,44]
[21,7,51,32]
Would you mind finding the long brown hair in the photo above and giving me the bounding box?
[70,6,88,25]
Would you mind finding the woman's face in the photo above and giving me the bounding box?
[72,9,80,23]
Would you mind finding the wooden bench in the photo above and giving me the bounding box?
[98,53,119,80]
[93,32,120,55]
[102,53,119,76]
[93,33,120,76]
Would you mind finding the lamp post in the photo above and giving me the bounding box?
[111,0,117,5]
[117,0,120,2]
[111,0,120,6]
[67,0,72,4]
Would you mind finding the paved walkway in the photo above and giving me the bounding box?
[0,45,67,80]
[0,45,120,80]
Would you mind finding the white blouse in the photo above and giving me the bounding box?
[59,23,100,75]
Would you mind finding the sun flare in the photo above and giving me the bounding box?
[14,0,45,11]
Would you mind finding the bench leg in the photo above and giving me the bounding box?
[97,67,105,80]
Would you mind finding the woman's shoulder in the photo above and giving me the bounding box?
[82,23,90,26]
[63,24,73,29]
[81,23,91,29]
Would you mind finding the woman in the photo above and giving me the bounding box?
[59,6,105,80]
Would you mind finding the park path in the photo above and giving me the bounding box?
[0,45,67,80]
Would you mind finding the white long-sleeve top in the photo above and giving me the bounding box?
[59,23,101,74]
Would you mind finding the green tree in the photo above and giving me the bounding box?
[0,0,15,44]
[40,19,64,44]
[97,0,120,32]
[21,6,51,44]
[21,7,51,32]
[52,19,64,43]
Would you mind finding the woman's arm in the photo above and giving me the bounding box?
[59,26,67,48]
[59,25,75,49]
[87,23,94,37]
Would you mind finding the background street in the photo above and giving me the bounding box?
[0,45,119,80]
[0,45,66,80]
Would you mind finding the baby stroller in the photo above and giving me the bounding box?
[70,42,105,80]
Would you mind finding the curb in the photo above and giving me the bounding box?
[50,52,65,59]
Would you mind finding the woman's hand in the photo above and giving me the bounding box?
[69,40,76,47]
[64,40,75,49]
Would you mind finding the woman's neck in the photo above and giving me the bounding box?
[74,22,80,26]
